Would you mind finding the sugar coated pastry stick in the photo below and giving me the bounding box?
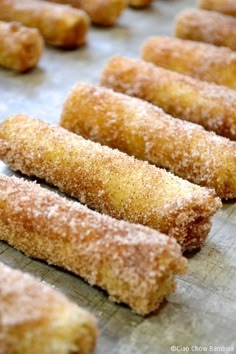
[101,56,236,140]
[128,0,153,8]
[0,0,89,48]
[45,0,127,26]
[0,174,187,316]
[199,0,236,17]
[0,21,43,72]
[61,83,236,199]
[141,36,236,90]
[0,261,97,354]
[175,8,236,51]
[0,115,221,251]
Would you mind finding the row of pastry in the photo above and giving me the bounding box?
[1,64,235,346]
[0,0,150,29]
[0,78,233,352]
[1,0,235,72]
[1,10,236,332]
[0,73,234,349]
[0,0,154,72]
[0,69,235,314]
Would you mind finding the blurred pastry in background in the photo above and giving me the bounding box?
[199,0,236,17]
[0,0,90,48]
[44,0,127,26]
[175,8,236,51]
[141,36,236,89]
[0,21,43,72]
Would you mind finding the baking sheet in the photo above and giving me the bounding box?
[0,0,236,353]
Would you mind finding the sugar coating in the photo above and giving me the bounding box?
[0,115,221,251]
[0,174,187,315]
[200,0,236,17]
[141,36,236,89]
[0,261,97,354]
[0,0,90,48]
[175,8,236,51]
[61,82,236,199]
[101,55,236,140]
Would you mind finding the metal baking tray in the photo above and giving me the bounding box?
[0,0,236,352]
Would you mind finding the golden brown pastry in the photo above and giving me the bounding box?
[101,56,236,140]
[0,0,89,48]
[44,0,127,26]
[128,0,153,8]
[0,21,43,72]
[0,115,222,251]
[0,261,97,354]
[61,82,236,199]
[199,0,236,17]
[0,174,187,316]
[175,8,236,51]
[141,36,236,90]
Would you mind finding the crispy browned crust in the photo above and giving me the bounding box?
[0,0,90,48]
[175,8,236,51]
[128,0,153,8]
[0,174,187,316]
[200,0,236,17]
[101,55,236,140]
[0,115,221,251]
[36,0,126,26]
[0,261,97,354]
[61,82,236,199]
[0,21,43,72]
[141,36,236,90]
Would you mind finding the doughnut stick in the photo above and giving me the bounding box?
[0,262,97,354]
[128,0,153,8]
[0,21,43,72]
[0,115,221,251]
[141,36,236,90]
[199,0,236,17]
[0,174,187,316]
[0,0,89,48]
[44,0,127,26]
[61,83,236,199]
[101,56,236,140]
[175,8,236,51]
